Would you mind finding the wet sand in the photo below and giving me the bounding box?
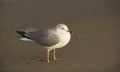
[0,0,120,72]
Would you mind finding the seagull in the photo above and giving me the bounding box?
[16,24,72,63]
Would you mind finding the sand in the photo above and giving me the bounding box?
[0,0,120,72]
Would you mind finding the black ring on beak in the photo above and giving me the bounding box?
[68,30,73,34]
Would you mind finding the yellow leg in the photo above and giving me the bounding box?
[47,50,50,63]
[53,49,57,61]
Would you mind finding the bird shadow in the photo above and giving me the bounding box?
[24,56,47,64]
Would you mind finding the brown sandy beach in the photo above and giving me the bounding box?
[0,0,120,72]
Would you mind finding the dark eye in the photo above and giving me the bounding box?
[61,28,64,29]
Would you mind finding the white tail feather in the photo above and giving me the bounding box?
[20,38,32,41]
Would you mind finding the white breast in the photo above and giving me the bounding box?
[45,31,71,51]
[57,32,71,48]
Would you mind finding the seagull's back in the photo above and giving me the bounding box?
[28,28,60,47]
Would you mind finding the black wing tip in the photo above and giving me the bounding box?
[16,31,31,39]
[16,31,25,34]
[16,31,20,34]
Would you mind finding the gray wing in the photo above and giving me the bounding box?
[28,29,59,46]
